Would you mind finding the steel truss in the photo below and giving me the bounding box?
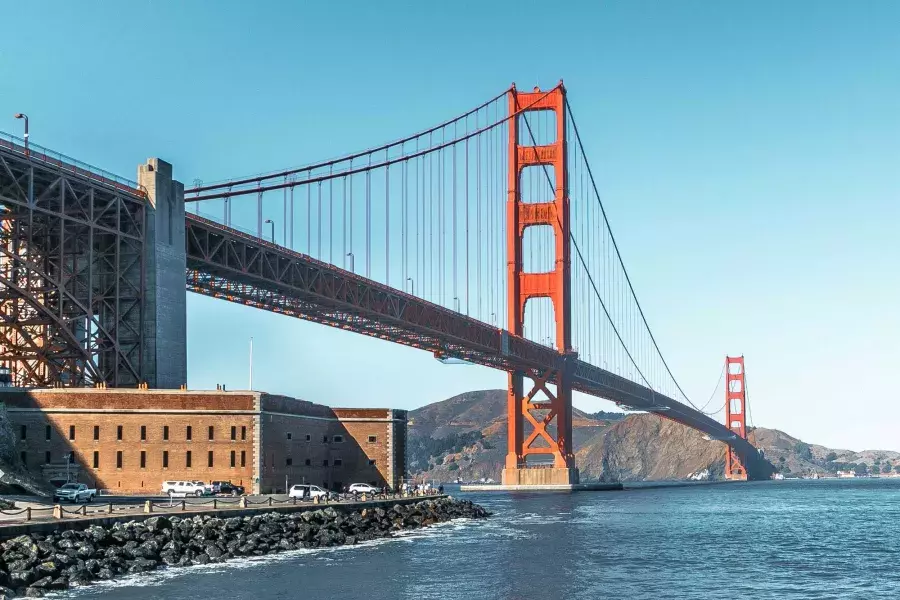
[185,213,771,479]
[0,144,145,386]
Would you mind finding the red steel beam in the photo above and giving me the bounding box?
[184,213,772,479]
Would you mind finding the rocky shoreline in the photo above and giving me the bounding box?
[0,497,490,598]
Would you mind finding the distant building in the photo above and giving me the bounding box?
[836,470,856,478]
[1,388,407,495]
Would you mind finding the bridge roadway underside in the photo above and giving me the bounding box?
[185,214,773,481]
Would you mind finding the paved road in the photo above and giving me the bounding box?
[0,492,433,524]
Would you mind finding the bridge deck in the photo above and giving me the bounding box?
[185,213,771,479]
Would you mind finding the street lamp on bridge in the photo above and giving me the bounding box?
[13,113,28,155]
[264,219,275,243]
[346,252,355,273]
[406,277,415,296]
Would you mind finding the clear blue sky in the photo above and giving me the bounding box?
[1,1,898,451]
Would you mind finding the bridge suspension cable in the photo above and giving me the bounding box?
[185,84,721,416]
[514,92,720,413]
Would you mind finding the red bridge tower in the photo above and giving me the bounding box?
[502,83,579,487]
[725,355,748,480]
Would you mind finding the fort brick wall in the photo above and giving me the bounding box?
[1,389,407,495]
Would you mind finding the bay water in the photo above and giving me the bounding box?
[59,479,900,599]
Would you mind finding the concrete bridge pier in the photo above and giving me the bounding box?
[138,158,187,389]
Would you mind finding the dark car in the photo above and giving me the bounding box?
[211,481,245,496]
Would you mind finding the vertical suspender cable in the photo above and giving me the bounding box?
[329,167,334,264]
[307,184,311,255]
[349,161,354,269]
[452,123,458,309]
[317,181,322,259]
[366,155,371,278]
[386,158,390,286]
[465,126,470,314]
[476,110,482,321]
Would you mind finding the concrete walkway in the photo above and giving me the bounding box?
[0,492,435,526]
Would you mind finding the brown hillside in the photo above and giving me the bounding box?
[409,389,900,482]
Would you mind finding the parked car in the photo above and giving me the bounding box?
[161,481,207,497]
[211,481,245,496]
[288,484,329,500]
[348,483,380,496]
[191,480,215,495]
[53,483,96,503]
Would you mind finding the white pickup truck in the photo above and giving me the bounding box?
[53,483,97,503]
[161,480,209,497]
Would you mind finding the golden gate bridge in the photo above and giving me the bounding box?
[0,82,772,484]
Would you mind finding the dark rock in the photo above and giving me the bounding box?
[8,570,34,588]
[0,587,14,600]
[23,588,45,598]
[0,498,489,596]
[144,516,171,532]
[74,541,95,559]
[66,567,91,586]
[34,541,54,558]
[136,539,161,559]
[34,559,61,578]
[85,525,109,544]
[127,558,158,574]
[7,559,35,573]
[83,559,101,574]
[28,576,52,589]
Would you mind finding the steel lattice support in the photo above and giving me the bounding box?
[503,84,578,484]
[0,142,145,387]
[725,355,749,480]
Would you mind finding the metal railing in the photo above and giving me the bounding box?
[0,129,143,195]
[0,489,444,522]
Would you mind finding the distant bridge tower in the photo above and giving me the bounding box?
[502,83,579,487]
[725,355,748,480]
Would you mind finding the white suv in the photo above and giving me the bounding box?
[289,484,328,500]
[349,483,380,495]
[161,481,207,497]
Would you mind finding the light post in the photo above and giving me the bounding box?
[346,252,355,273]
[264,219,275,243]
[453,297,460,312]
[13,113,28,155]
[64,452,72,483]
[406,277,415,296]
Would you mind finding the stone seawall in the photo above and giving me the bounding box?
[0,497,490,598]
